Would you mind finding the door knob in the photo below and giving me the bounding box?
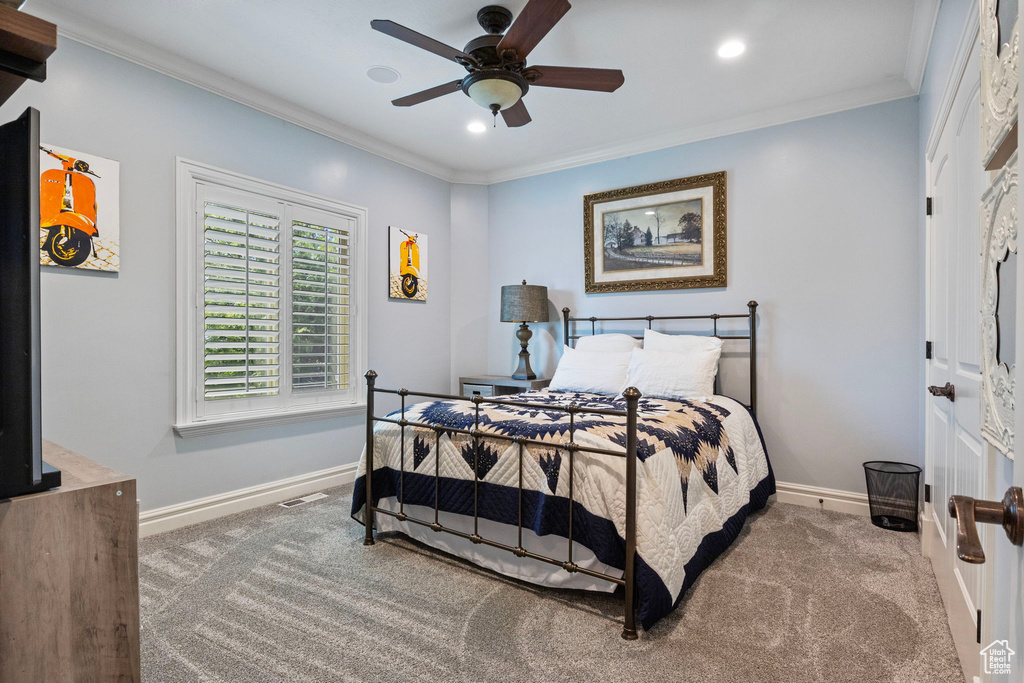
[948,487,1024,564]
[928,382,955,401]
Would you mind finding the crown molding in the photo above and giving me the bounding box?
[461,78,918,185]
[29,0,932,187]
[26,1,461,183]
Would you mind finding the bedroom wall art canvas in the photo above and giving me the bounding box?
[584,171,726,292]
[388,225,428,301]
[38,144,120,272]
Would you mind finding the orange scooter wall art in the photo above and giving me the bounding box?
[39,143,120,272]
[389,226,428,301]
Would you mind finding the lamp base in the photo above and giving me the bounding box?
[511,322,537,380]
[511,351,536,380]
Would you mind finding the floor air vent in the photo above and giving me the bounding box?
[279,492,328,508]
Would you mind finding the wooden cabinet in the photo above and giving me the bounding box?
[458,374,551,397]
[0,442,141,682]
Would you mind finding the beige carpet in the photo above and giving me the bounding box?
[140,485,963,682]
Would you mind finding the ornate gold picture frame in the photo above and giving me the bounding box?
[583,171,726,293]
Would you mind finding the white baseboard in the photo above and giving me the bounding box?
[139,462,359,538]
[138,469,868,538]
[774,480,871,516]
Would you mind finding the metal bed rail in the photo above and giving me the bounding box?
[562,300,758,413]
[361,372,643,640]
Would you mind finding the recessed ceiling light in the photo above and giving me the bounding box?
[645,211,656,215]
[717,40,746,59]
[366,66,400,84]
[467,121,487,133]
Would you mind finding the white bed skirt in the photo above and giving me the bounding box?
[374,496,621,592]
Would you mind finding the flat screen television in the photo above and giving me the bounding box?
[0,107,60,498]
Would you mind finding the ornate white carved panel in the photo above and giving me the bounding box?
[980,151,1018,457]
[980,0,1019,169]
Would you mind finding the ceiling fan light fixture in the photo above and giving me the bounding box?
[372,0,624,127]
[463,71,527,112]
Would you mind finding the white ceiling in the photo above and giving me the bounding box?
[26,0,938,183]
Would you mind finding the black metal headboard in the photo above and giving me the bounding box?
[561,301,759,412]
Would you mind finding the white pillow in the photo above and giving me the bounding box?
[549,346,631,395]
[621,347,721,401]
[575,333,642,353]
[643,328,723,354]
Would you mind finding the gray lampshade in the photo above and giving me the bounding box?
[500,280,549,323]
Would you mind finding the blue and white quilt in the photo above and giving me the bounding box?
[351,389,774,630]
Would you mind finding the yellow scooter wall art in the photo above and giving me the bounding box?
[389,226,428,301]
[37,143,121,272]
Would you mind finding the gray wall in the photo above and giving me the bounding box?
[1,40,453,511]
[485,98,921,495]
[449,184,489,391]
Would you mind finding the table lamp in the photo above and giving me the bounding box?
[500,280,549,380]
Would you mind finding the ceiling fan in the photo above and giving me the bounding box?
[370,0,625,128]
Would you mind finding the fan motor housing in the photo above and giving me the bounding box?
[464,34,503,67]
[477,5,513,34]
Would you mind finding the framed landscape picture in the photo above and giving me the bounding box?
[583,171,726,293]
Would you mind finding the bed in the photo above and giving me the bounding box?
[351,303,774,638]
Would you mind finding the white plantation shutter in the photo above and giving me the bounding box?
[202,199,281,401]
[291,220,350,393]
[176,160,366,435]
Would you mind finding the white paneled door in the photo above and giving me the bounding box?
[925,38,994,681]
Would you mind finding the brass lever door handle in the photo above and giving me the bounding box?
[948,487,1024,564]
[928,382,955,401]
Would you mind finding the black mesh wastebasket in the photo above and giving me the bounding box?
[863,461,921,532]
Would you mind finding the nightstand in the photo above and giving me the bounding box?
[458,375,551,398]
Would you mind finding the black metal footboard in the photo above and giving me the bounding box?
[361,370,643,640]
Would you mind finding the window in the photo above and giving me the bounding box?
[175,159,367,437]
[290,220,351,395]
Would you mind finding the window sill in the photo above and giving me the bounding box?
[174,402,367,439]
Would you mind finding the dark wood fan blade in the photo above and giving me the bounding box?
[496,0,571,61]
[371,20,476,65]
[527,66,624,92]
[501,100,531,127]
[392,80,462,107]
